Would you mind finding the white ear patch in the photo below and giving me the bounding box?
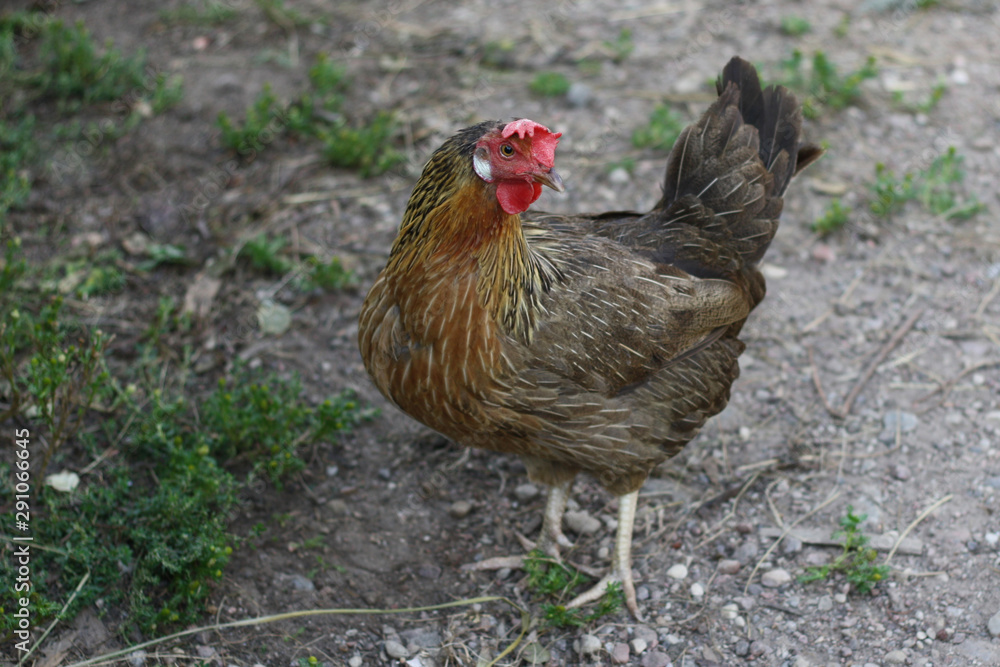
[473,147,493,182]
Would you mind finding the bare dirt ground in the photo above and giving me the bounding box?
[8,0,1000,666]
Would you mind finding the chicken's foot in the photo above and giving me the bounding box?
[461,478,574,571]
[564,489,642,619]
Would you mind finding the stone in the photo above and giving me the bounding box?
[611,643,630,664]
[577,634,602,655]
[666,563,688,580]
[630,638,648,654]
[733,538,759,564]
[718,559,741,575]
[639,650,671,667]
[690,582,704,598]
[988,610,1000,637]
[761,568,792,588]
[514,483,539,502]
[720,603,740,620]
[567,82,593,108]
[889,463,911,481]
[633,625,659,648]
[127,651,147,667]
[400,628,442,649]
[880,411,918,442]
[448,500,472,519]
[348,656,363,667]
[783,536,803,554]
[385,640,409,659]
[884,649,907,664]
[565,510,602,535]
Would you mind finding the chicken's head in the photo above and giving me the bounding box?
[473,119,563,215]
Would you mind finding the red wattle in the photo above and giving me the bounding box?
[496,180,542,215]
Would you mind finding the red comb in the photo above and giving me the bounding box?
[501,119,561,169]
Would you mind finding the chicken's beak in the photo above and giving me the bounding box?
[534,168,565,193]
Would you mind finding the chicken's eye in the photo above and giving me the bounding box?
[499,143,515,158]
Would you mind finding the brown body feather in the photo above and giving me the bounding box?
[359,58,821,496]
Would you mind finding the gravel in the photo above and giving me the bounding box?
[384,640,409,659]
[988,610,1000,637]
[514,483,539,502]
[564,510,602,534]
[666,563,688,579]
[761,568,792,588]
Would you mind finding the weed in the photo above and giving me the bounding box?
[0,116,34,220]
[812,198,850,235]
[833,14,851,38]
[139,243,189,271]
[523,551,624,627]
[892,81,946,115]
[800,506,889,594]
[301,256,354,291]
[240,233,292,274]
[530,71,571,97]
[479,39,517,70]
[632,104,684,151]
[159,1,240,26]
[780,16,812,36]
[319,111,402,177]
[217,84,283,154]
[869,147,982,221]
[603,28,634,63]
[779,50,878,118]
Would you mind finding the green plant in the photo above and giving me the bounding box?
[529,71,571,97]
[159,1,240,26]
[892,81,946,115]
[0,116,34,221]
[301,256,354,291]
[632,104,684,150]
[780,16,812,36]
[256,0,311,28]
[239,233,292,274]
[779,50,878,118]
[799,506,889,594]
[522,551,624,627]
[603,28,634,63]
[319,111,403,178]
[217,84,284,154]
[869,147,982,221]
[0,288,111,478]
[812,198,850,235]
[201,367,371,484]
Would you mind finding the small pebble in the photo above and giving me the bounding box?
[567,81,593,107]
[514,483,539,502]
[879,411,918,442]
[636,585,650,600]
[128,650,147,667]
[639,650,670,667]
[735,639,750,656]
[720,603,740,620]
[690,582,705,598]
[666,563,688,580]
[630,637,648,655]
[385,640,409,659]
[884,649,907,664]
[889,463,911,481]
[761,568,792,588]
[378,467,392,481]
[718,559,741,575]
[565,510,602,534]
[985,532,999,546]
[448,500,472,519]
[608,167,631,184]
[577,634,602,655]
[611,643,630,664]
[348,656,363,667]
[988,610,1000,637]
[783,536,803,554]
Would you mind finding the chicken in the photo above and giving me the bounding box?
[359,57,822,618]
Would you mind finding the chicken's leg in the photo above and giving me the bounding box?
[462,478,574,571]
[564,489,641,619]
